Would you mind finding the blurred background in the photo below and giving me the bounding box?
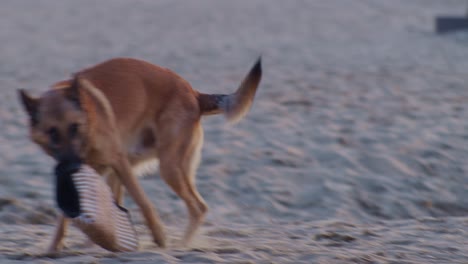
[0,1,467,263]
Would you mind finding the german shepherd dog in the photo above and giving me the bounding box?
[18,57,262,252]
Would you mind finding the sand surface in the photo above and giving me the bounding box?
[1,0,468,263]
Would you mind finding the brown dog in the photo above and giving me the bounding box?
[18,57,262,252]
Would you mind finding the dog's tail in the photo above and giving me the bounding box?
[197,57,262,124]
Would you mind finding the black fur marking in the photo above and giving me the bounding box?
[252,56,262,77]
[55,162,81,218]
[198,93,227,114]
[18,89,39,126]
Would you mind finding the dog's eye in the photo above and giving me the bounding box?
[47,127,60,144]
[68,123,79,138]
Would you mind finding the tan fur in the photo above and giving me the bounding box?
[18,57,262,252]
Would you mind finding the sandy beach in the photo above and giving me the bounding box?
[1,0,468,263]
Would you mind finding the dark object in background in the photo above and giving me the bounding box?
[436,3,468,34]
[436,17,468,34]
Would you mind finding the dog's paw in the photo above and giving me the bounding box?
[45,242,65,256]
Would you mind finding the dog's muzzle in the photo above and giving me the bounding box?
[56,150,82,173]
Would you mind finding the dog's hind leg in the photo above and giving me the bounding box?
[158,121,208,246]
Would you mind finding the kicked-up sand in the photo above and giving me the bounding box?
[0,0,467,263]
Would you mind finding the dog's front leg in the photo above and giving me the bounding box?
[47,214,69,253]
[112,156,166,247]
[107,172,124,205]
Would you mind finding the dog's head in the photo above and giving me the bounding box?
[18,78,88,167]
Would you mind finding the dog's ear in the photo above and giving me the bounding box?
[18,89,39,125]
[64,77,82,109]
